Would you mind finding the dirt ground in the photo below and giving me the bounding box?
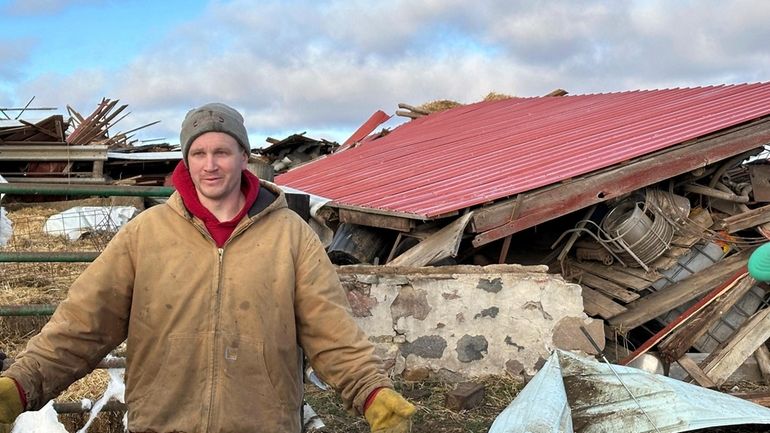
[39,376,520,433]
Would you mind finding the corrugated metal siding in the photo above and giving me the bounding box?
[276,83,770,218]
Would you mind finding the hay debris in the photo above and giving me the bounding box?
[483,92,514,101]
[417,100,463,113]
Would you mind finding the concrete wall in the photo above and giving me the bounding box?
[338,264,604,379]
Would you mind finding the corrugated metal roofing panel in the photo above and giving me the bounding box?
[489,350,770,433]
[276,83,770,218]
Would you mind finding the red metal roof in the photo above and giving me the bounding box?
[276,83,770,218]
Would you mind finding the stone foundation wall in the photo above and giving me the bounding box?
[338,264,604,378]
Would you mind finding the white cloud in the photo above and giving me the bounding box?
[0,42,34,81]
[6,0,770,145]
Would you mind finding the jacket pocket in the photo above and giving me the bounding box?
[127,333,209,430]
[218,335,303,424]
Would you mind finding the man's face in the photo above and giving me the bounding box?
[187,132,248,206]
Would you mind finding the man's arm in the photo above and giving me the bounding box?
[2,225,136,410]
[293,221,392,414]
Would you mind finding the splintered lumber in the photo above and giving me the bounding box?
[676,356,717,388]
[573,272,640,303]
[714,204,770,233]
[700,307,770,386]
[608,249,752,332]
[580,286,627,320]
[618,269,748,365]
[387,213,473,267]
[566,259,654,291]
[657,275,756,363]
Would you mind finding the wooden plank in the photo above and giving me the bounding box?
[676,355,717,388]
[755,345,770,386]
[700,307,770,386]
[657,275,755,363]
[567,259,653,290]
[580,285,627,320]
[573,273,640,303]
[731,391,770,408]
[615,263,662,283]
[618,270,749,365]
[339,208,416,232]
[470,117,770,247]
[608,249,752,332]
[715,203,770,233]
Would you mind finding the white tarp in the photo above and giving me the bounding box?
[0,174,12,246]
[44,206,138,240]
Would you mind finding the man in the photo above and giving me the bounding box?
[0,103,415,432]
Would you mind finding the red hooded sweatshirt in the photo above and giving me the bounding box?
[171,161,260,247]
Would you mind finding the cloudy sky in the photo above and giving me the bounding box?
[1,0,769,147]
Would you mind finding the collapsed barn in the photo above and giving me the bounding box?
[276,82,770,385]
[4,82,770,431]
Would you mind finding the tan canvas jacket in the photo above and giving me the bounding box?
[3,181,391,432]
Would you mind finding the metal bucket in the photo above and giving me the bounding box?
[601,200,673,268]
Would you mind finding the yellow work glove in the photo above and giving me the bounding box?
[0,377,24,425]
[364,388,416,433]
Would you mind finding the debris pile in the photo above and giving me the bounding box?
[0,98,161,184]
[258,132,338,174]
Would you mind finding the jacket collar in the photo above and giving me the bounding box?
[167,179,287,222]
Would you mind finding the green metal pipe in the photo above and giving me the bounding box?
[0,183,174,197]
[0,304,57,316]
[0,251,99,262]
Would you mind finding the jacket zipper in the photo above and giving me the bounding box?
[206,247,225,430]
[190,216,255,431]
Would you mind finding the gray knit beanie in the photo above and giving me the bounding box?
[179,102,250,164]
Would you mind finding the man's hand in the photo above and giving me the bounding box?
[0,377,24,425]
[364,388,416,433]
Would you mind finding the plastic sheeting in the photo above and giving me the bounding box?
[44,206,138,241]
[0,174,11,246]
[489,350,770,433]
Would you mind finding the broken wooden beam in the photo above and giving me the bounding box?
[566,259,655,291]
[657,274,756,363]
[676,356,717,388]
[387,212,473,267]
[700,306,770,386]
[608,250,752,332]
[580,286,627,320]
[618,269,749,365]
[714,203,770,233]
[573,272,640,303]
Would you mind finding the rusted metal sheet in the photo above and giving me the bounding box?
[489,350,770,433]
[277,83,770,220]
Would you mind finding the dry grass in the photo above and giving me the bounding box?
[305,374,522,433]
[482,92,514,101]
[417,100,463,113]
